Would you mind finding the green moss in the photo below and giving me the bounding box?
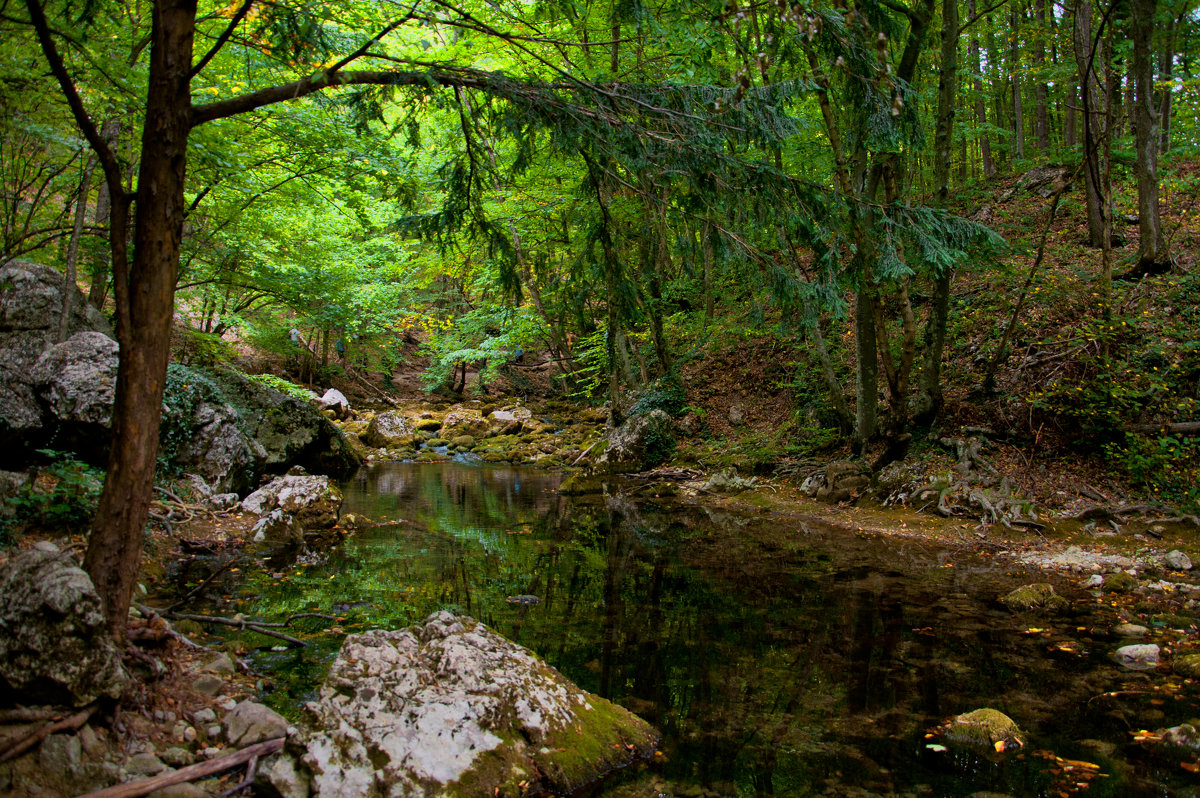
[1174,654,1200,679]
[560,474,605,496]
[1105,571,1138,593]
[1002,583,1067,613]
[944,708,1023,751]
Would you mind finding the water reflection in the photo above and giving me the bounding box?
[228,463,1194,796]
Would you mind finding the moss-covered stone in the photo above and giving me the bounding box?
[1002,583,1069,613]
[1173,653,1200,679]
[1105,571,1138,593]
[559,474,605,496]
[944,708,1023,752]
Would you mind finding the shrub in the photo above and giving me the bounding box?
[0,450,104,543]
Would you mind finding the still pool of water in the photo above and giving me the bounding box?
[214,463,1199,796]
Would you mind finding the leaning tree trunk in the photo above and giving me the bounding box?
[1131,0,1167,269]
[85,0,196,642]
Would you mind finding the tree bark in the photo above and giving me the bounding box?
[969,0,995,178]
[59,155,95,343]
[1011,3,1026,161]
[1073,0,1107,248]
[84,0,197,641]
[1131,0,1167,268]
[933,0,958,204]
[1033,0,1050,149]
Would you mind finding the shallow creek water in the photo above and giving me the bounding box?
[209,463,1199,796]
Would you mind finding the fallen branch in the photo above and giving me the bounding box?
[165,557,237,612]
[136,603,308,648]
[1126,421,1200,436]
[0,703,97,763]
[0,708,62,724]
[78,738,285,798]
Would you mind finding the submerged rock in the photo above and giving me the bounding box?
[1173,653,1200,679]
[944,708,1024,752]
[1113,643,1160,671]
[0,542,128,706]
[289,611,657,797]
[1001,583,1070,613]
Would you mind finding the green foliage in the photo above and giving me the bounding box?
[422,304,545,393]
[247,373,316,401]
[629,373,687,418]
[641,419,677,468]
[0,450,103,543]
[159,365,229,469]
[563,327,609,400]
[174,327,238,367]
[1107,435,1200,513]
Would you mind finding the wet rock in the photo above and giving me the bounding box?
[364,411,421,449]
[225,701,289,746]
[599,410,676,472]
[1112,623,1149,638]
[441,407,490,438]
[252,508,303,544]
[1164,550,1193,571]
[1082,574,1104,588]
[1163,723,1200,751]
[1113,643,1160,671]
[243,474,342,541]
[294,611,657,797]
[944,708,1023,751]
[0,543,128,706]
[314,388,351,420]
[1015,546,1136,574]
[1173,653,1200,679]
[1001,583,1069,613]
[450,434,476,450]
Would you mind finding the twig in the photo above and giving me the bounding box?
[217,751,259,797]
[137,604,309,648]
[0,703,97,763]
[78,738,285,798]
[165,558,237,613]
[0,708,62,724]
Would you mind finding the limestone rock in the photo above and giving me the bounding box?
[1113,643,1160,671]
[195,367,360,476]
[296,611,657,797]
[1164,550,1193,571]
[1112,623,1149,638]
[440,407,489,438]
[599,410,676,472]
[32,331,119,429]
[242,475,342,538]
[0,543,128,706]
[364,411,421,449]
[224,701,290,747]
[315,389,351,420]
[488,407,531,435]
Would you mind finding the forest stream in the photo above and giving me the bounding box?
[173,463,1199,797]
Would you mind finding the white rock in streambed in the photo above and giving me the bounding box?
[271,611,657,798]
[1113,643,1160,671]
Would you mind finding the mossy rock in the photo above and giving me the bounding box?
[1002,583,1069,613]
[944,708,1024,752]
[450,435,476,449]
[1173,653,1200,679]
[414,418,443,432]
[426,437,449,447]
[1105,571,1138,593]
[560,474,605,496]
[1154,613,1198,629]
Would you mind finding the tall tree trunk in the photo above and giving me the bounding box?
[1131,0,1167,268]
[87,119,121,309]
[1073,0,1107,248]
[1011,3,1026,161]
[1033,0,1050,149]
[59,155,95,343]
[701,220,714,325]
[933,0,958,204]
[85,0,197,641]
[1065,85,1078,148]
[1158,16,1176,154]
[970,0,996,178]
[854,284,878,450]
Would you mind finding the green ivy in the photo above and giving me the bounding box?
[0,450,104,545]
[247,373,315,401]
[629,373,687,418]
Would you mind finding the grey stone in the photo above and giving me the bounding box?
[258,754,310,798]
[598,410,676,472]
[1165,550,1194,571]
[315,389,351,420]
[168,400,265,494]
[364,410,422,448]
[242,475,342,538]
[0,544,128,705]
[252,508,302,544]
[79,724,102,756]
[1083,574,1104,588]
[39,733,82,774]
[32,331,119,428]
[1112,623,1149,638]
[191,708,217,725]
[296,611,657,797]
[206,725,222,739]
[197,652,235,674]
[148,784,207,798]
[125,752,167,777]
[224,701,289,747]
[1114,643,1160,670]
[193,674,225,697]
[160,747,193,767]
